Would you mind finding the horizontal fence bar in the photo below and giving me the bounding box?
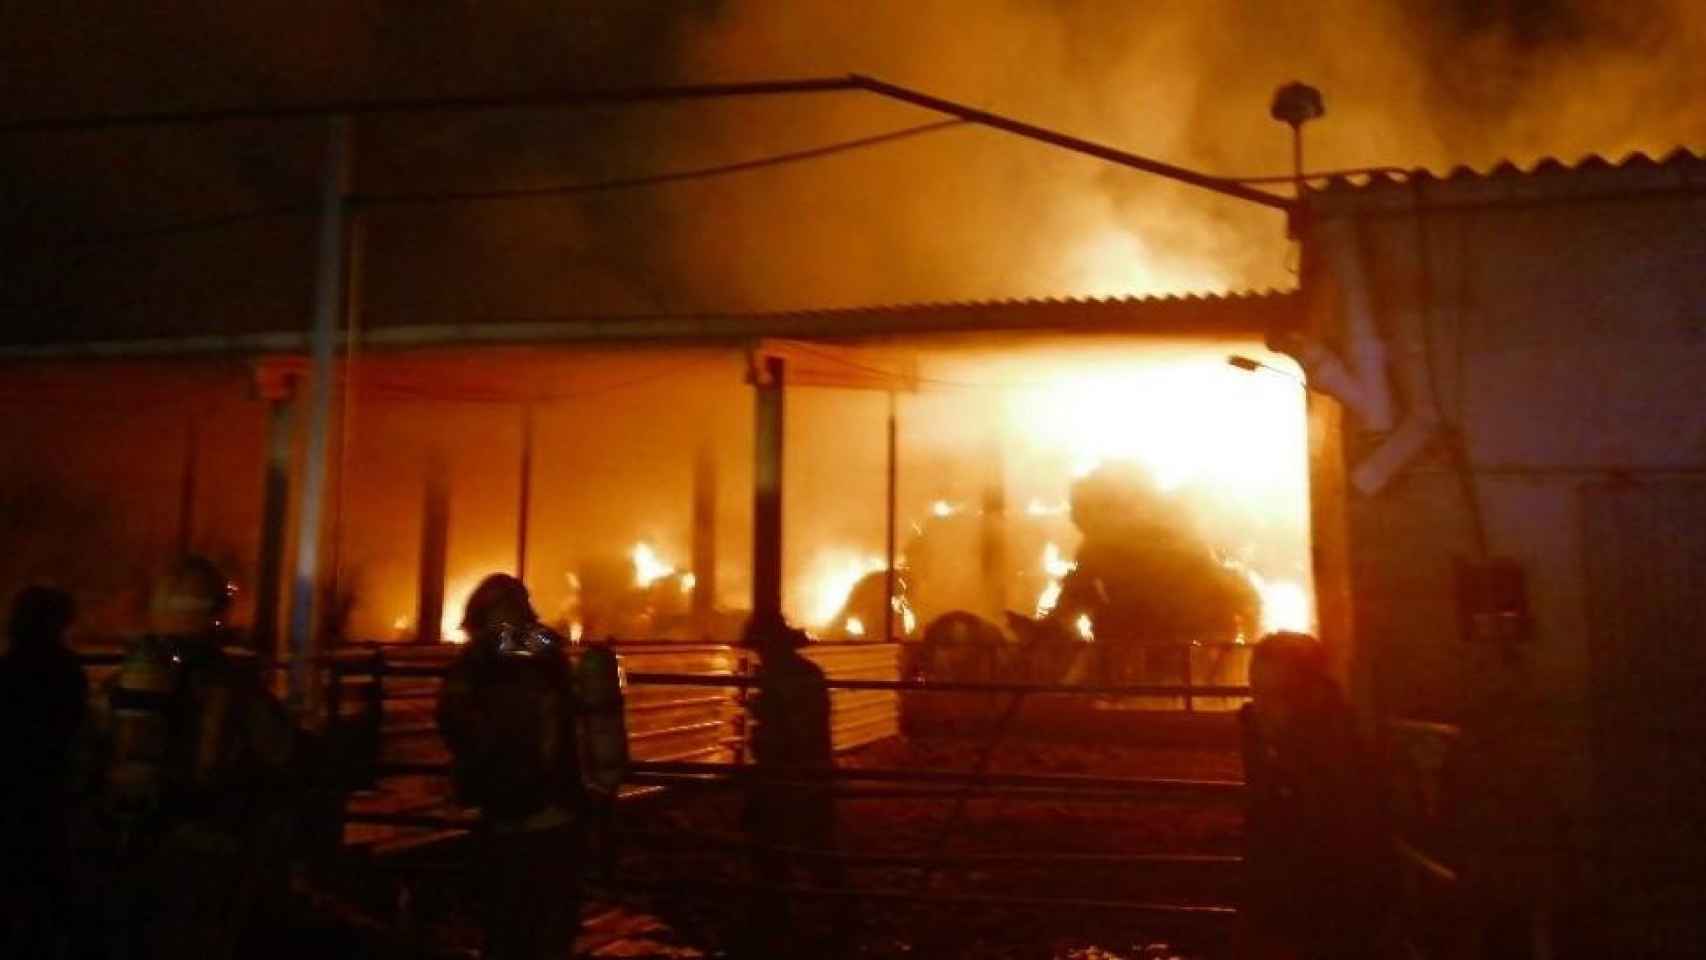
[630,878,1240,922]
[631,760,1245,794]
[627,776,1233,804]
[618,831,1242,870]
[628,671,1250,698]
[367,761,1247,800]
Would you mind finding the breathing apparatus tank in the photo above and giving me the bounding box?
[574,642,629,796]
[106,635,184,844]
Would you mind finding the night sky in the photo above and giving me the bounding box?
[1,1,1701,344]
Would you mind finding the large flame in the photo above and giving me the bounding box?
[1245,568,1313,637]
[799,550,886,627]
[1036,541,1075,617]
[631,541,677,588]
[1003,355,1305,498]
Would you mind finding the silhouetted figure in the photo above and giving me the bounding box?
[1242,632,1389,959]
[740,614,847,956]
[95,557,298,960]
[437,574,584,960]
[0,586,86,956]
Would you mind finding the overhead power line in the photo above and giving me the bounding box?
[0,78,864,134]
[354,119,967,206]
[0,74,1292,212]
[8,120,969,250]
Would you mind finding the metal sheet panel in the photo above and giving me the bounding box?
[1582,481,1706,872]
[803,642,902,751]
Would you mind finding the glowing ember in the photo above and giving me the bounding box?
[567,621,585,643]
[930,499,963,518]
[631,542,676,588]
[1074,612,1095,642]
[845,616,866,637]
[681,572,697,595]
[1036,541,1076,617]
[894,595,917,635]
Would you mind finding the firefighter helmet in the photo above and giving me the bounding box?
[148,555,234,637]
[460,573,538,641]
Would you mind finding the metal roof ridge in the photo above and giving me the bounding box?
[1311,145,1706,194]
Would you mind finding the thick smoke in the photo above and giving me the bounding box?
[2,1,1703,327]
[665,0,1706,308]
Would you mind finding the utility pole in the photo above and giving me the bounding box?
[287,115,351,710]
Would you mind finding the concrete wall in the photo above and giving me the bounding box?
[1302,169,1706,905]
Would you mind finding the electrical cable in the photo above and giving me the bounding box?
[7,120,965,254]
[351,119,968,206]
[1410,179,1489,559]
[1222,164,1410,185]
[16,204,313,249]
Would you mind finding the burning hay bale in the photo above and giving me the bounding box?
[1059,463,1257,637]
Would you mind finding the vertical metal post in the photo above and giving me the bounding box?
[751,355,785,625]
[176,411,199,556]
[417,446,450,644]
[252,370,297,662]
[516,403,534,580]
[327,207,367,620]
[979,434,1007,619]
[1292,126,1304,197]
[883,391,898,642]
[288,115,352,709]
[691,442,718,639]
[1183,646,1195,713]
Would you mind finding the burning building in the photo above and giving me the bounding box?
[0,294,1312,677]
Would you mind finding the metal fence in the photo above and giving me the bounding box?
[78,640,1252,934]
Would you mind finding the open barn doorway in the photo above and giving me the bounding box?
[766,331,1313,716]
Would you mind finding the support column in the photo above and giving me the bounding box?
[884,391,899,642]
[252,361,302,664]
[176,411,199,557]
[417,446,450,644]
[979,434,1007,619]
[691,442,718,639]
[751,355,785,626]
[287,115,352,709]
[516,403,534,580]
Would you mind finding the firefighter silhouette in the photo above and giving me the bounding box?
[1242,632,1388,959]
[1,586,87,956]
[436,573,585,960]
[95,556,298,960]
[740,613,848,955]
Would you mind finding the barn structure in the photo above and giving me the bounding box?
[1290,148,1706,952]
[2,102,1704,950]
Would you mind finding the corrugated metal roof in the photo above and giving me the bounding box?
[1305,147,1706,213]
[0,289,1300,358]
